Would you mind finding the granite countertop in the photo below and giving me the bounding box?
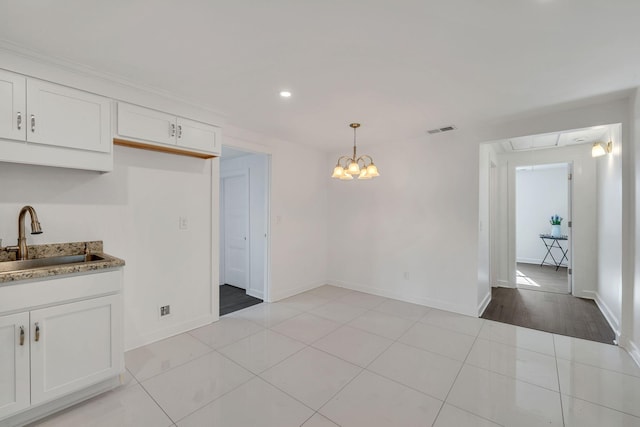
[0,241,125,284]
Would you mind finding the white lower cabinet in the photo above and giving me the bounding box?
[0,312,30,420]
[0,271,123,425]
[30,295,122,405]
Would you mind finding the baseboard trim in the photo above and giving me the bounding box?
[516,258,543,264]
[125,314,216,351]
[268,280,327,302]
[327,279,477,317]
[620,336,640,368]
[593,292,621,338]
[246,289,264,300]
[497,280,515,288]
[478,291,491,316]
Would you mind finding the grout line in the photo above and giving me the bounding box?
[430,325,481,426]
[553,336,566,427]
[138,380,181,424]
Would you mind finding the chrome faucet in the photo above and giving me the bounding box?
[4,206,43,260]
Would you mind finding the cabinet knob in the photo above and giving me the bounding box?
[17,112,22,130]
[19,326,24,346]
[170,123,176,137]
[34,322,40,342]
[30,114,36,133]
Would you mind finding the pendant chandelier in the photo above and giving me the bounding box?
[331,123,380,180]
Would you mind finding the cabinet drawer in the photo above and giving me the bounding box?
[0,269,122,315]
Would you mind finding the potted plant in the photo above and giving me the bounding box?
[550,214,563,237]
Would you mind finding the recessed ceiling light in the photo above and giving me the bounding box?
[279,91,292,98]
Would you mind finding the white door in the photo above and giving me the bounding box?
[222,172,249,289]
[30,295,122,405]
[27,79,111,153]
[0,312,30,420]
[0,69,26,141]
[177,117,220,154]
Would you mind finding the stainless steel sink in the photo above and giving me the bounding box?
[0,254,105,273]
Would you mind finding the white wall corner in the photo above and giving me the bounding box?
[328,279,478,317]
[594,292,621,338]
[268,280,326,302]
[478,291,491,316]
[126,314,216,351]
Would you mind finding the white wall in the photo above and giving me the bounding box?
[327,132,480,316]
[628,90,640,365]
[595,124,623,337]
[220,152,268,300]
[0,147,216,350]
[477,143,498,314]
[223,127,329,302]
[516,164,568,265]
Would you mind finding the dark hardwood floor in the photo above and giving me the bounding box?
[220,284,263,316]
[482,287,616,344]
[516,262,568,294]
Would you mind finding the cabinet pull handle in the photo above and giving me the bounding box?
[177,125,182,138]
[34,322,40,342]
[19,326,25,346]
[17,112,22,130]
[30,114,36,133]
[170,123,176,137]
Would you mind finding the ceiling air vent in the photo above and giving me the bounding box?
[427,125,457,134]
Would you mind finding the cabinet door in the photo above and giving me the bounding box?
[0,312,30,420]
[177,117,220,154]
[30,295,122,405]
[26,79,111,153]
[0,70,26,141]
[117,102,177,146]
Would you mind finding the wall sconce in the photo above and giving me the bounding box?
[592,141,612,158]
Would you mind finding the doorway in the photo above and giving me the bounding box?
[219,146,270,315]
[480,124,622,345]
[515,163,571,295]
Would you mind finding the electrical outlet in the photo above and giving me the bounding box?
[160,305,171,317]
[179,216,188,230]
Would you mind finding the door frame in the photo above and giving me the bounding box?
[509,160,574,294]
[217,146,273,305]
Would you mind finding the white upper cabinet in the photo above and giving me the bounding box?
[116,102,220,156]
[0,70,26,141]
[0,69,113,171]
[177,117,219,153]
[116,102,176,146]
[26,79,111,153]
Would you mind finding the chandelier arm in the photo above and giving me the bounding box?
[357,155,374,166]
[336,155,352,167]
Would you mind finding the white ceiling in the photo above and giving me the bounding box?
[1,1,639,151]
[497,125,610,152]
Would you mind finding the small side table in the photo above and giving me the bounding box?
[539,234,568,271]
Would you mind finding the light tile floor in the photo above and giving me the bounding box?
[29,285,640,427]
